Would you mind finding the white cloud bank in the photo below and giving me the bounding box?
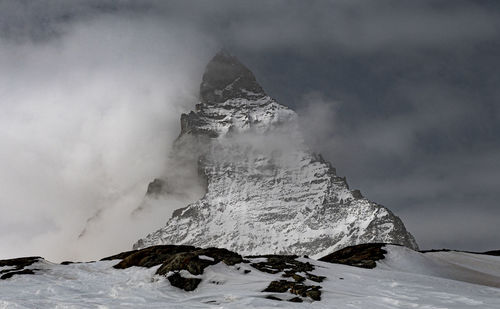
[0,15,216,261]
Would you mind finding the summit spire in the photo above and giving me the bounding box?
[134,52,418,257]
[199,51,265,104]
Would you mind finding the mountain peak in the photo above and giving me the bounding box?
[199,51,266,104]
[135,53,418,258]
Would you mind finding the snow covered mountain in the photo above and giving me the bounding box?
[133,51,418,258]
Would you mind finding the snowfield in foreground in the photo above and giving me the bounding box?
[1,245,499,308]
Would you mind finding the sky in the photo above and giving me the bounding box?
[0,0,499,260]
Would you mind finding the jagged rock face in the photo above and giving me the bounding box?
[134,52,418,257]
[199,50,265,105]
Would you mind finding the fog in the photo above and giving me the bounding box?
[0,14,215,260]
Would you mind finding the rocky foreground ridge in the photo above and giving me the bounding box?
[0,243,410,303]
[133,51,418,257]
[2,244,500,308]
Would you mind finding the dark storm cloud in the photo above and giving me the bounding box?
[3,1,500,50]
[0,0,499,259]
[293,50,500,251]
[293,48,500,251]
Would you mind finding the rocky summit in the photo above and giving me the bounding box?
[133,51,418,258]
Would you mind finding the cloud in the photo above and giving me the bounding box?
[221,1,497,53]
[0,12,216,261]
[2,1,500,51]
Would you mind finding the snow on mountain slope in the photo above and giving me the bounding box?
[133,51,417,257]
[1,245,499,308]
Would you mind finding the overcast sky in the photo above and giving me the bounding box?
[1,0,499,260]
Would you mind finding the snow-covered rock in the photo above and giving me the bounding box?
[133,51,418,257]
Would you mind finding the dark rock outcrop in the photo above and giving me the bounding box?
[248,254,324,301]
[263,280,322,301]
[146,178,167,196]
[265,295,283,301]
[102,245,242,291]
[102,245,327,296]
[319,243,389,269]
[106,245,197,269]
[483,250,500,256]
[199,50,265,105]
[420,248,500,257]
[156,247,243,276]
[0,256,42,280]
[167,272,202,291]
[100,249,139,262]
[248,255,314,274]
[289,297,304,303]
[1,268,36,280]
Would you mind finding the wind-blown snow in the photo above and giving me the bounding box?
[1,246,499,308]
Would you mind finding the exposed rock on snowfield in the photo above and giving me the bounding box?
[2,244,326,302]
[0,256,42,280]
[101,244,244,291]
[1,244,500,307]
[133,51,418,257]
[318,243,389,269]
[104,244,324,299]
[102,243,327,299]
